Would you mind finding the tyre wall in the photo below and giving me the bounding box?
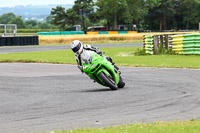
[172,34,200,54]
[0,36,39,46]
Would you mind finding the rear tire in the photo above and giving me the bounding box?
[98,72,118,90]
[117,76,125,88]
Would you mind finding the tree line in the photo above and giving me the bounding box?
[0,13,59,29]
[51,0,200,31]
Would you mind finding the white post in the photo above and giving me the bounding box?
[4,24,7,36]
[14,25,17,36]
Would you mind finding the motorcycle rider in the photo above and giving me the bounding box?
[70,40,118,72]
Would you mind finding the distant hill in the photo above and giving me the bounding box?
[0,4,73,22]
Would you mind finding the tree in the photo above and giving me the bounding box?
[37,22,51,29]
[50,6,67,29]
[0,13,16,24]
[96,0,127,30]
[126,0,160,29]
[8,16,25,28]
[96,0,160,30]
[145,0,176,31]
[145,0,200,30]
[73,0,94,30]
[48,0,199,31]
[46,16,53,24]
[177,0,200,29]
[66,8,80,26]
[25,20,37,28]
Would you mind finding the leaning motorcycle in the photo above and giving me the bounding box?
[81,50,125,90]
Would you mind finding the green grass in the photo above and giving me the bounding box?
[0,50,74,64]
[40,120,200,133]
[1,47,200,69]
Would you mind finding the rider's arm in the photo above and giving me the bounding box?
[83,44,103,55]
[75,54,83,72]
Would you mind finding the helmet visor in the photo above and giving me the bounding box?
[72,42,81,53]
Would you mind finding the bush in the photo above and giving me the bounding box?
[157,46,176,55]
[134,47,176,56]
[17,29,61,33]
[134,48,149,56]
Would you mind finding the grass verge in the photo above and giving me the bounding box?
[1,47,200,68]
[40,120,200,133]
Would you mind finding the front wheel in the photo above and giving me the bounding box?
[98,72,118,90]
[117,76,125,88]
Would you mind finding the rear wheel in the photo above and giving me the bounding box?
[98,71,118,90]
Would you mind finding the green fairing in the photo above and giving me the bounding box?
[82,52,120,87]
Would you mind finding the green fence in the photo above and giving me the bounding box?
[143,35,154,54]
[172,34,200,54]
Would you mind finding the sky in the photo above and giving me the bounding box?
[0,0,75,7]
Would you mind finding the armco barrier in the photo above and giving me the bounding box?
[172,34,200,54]
[0,36,39,46]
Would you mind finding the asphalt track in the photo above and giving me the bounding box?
[0,43,142,54]
[0,63,200,133]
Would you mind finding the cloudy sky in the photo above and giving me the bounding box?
[0,0,75,7]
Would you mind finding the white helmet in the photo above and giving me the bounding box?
[70,40,83,55]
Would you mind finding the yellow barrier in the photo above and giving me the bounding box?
[87,32,99,34]
[128,31,138,34]
[108,31,118,34]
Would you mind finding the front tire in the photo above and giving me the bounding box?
[98,72,118,90]
[117,76,125,88]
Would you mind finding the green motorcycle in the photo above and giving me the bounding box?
[81,50,125,90]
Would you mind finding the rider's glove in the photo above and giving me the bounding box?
[97,51,103,56]
[96,49,103,56]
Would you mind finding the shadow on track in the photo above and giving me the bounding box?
[80,88,114,93]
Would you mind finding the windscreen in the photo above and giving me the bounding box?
[81,50,93,64]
